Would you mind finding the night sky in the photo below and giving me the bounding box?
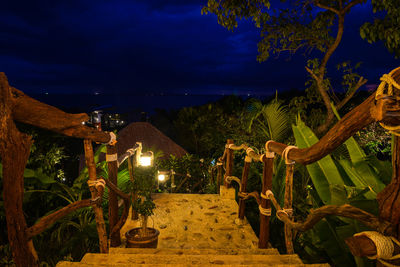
[1,1,399,112]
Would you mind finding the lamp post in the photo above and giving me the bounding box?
[157,169,176,192]
[123,142,154,220]
[138,151,154,167]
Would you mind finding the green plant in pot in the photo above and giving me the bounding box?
[125,157,160,248]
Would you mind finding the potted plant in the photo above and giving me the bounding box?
[125,161,160,248]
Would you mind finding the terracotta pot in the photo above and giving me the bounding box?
[125,227,160,248]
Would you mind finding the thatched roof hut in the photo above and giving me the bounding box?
[79,122,187,171]
[114,122,187,159]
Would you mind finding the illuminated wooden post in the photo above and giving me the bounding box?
[281,146,296,254]
[284,162,295,254]
[84,139,108,253]
[259,152,274,248]
[216,161,223,188]
[106,144,121,247]
[224,139,234,188]
[238,155,252,220]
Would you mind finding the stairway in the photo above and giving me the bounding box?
[56,192,330,266]
[57,247,329,266]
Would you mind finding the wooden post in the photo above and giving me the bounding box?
[0,73,39,267]
[224,139,234,188]
[217,162,223,188]
[127,155,139,220]
[284,163,295,254]
[83,140,108,253]
[106,144,121,247]
[238,156,251,220]
[259,155,274,248]
[377,136,400,239]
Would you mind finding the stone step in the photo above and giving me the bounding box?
[57,261,330,267]
[81,253,304,265]
[108,247,280,255]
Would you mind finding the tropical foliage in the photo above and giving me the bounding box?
[292,116,390,266]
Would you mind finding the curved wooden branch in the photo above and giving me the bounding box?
[104,179,130,200]
[110,197,130,236]
[239,191,261,205]
[274,200,394,236]
[26,199,93,239]
[9,85,110,143]
[266,191,394,234]
[265,92,385,164]
[104,179,131,236]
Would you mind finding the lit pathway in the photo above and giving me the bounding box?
[120,191,260,249]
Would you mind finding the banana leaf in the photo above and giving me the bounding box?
[331,104,385,195]
[312,219,355,266]
[293,116,344,204]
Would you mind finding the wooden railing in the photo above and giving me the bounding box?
[0,73,131,267]
[217,67,400,263]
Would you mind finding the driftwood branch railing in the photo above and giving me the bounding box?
[219,67,400,264]
[0,72,132,267]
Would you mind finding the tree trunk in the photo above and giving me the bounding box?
[107,145,121,247]
[377,136,400,239]
[141,215,148,237]
[259,156,273,248]
[224,139,234,188]
[0,73,39,267]
[83,140,108,253]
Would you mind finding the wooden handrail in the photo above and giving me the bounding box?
[10,86,111,144]
[265,93,393,165]
[26,199,94,239]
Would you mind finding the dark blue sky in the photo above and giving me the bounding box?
[0,0,399,111]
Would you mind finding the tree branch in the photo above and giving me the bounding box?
[336,76,368,110]
[342,0,365,15]
[314,0,340,15]
[268,189,394,235]
[26,199,93,239]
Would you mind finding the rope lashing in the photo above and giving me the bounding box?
[246,147,254,155]
[265,140,275,158]
[263,190,274,199]
[104,132,117,146]
[354,231,400,267]
[106,153,117,162]
[225,176,242,191]
[282,145,297,165]
[245,155,252,163]
[259,205,271,216]
[277,209,293,220]
[375,67,400,135]
[238,191,248,198]
[262,190,293,219]
[126,148,137,156]
[259,190,272,216]
[238,191,261,204]
[376,67,400,100]
[87,179,106,189]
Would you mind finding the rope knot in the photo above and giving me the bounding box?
[246,147,254,155]
[258,205,271,216]
[104,132,117,145]
[265,140,275,158]
[282,145,297,165]
[262,190,274,200]
[87,178,106,189]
